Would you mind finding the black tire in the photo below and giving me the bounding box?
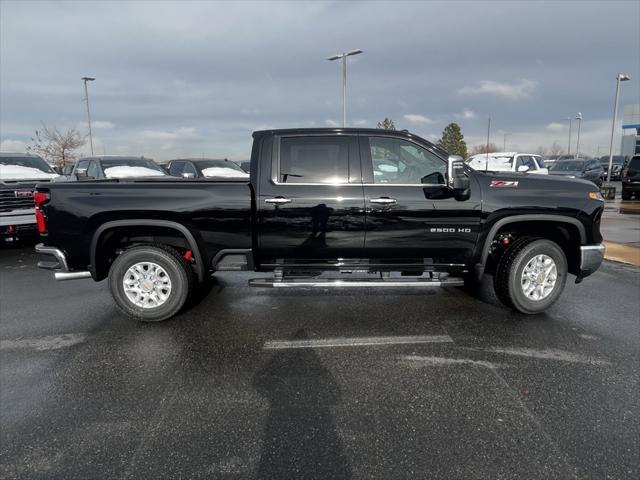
[108,244,194,322]
[493,237,567,314]
[621,190,631,201]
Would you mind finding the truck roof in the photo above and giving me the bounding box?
[252,127,449,156]
[0,152,43,158]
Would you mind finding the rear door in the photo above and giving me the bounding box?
[361,134,481,264]
[256,134,366,262]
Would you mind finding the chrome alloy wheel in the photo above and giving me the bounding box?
[123,262,172,309]
[520,254,557,301]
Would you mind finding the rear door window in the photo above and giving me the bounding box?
[169,161,185,176]
[278,136,350,184]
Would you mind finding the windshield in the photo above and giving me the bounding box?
[599,156,625,165]
[0,156,55,174]
[101,158,166,178]
[197,160,249,178]
[467,155,514,172]
[550,161,584,171]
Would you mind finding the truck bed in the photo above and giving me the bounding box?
[38,178,252,273]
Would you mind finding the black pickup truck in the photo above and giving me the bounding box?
[35,128,605,321]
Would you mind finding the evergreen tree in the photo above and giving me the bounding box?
[437,123,468,159]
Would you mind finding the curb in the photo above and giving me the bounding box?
[603,241,640,267]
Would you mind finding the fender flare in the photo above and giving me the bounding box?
[475,214,586,278]
[90,219,205,282]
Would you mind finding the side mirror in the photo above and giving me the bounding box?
[75,168,88,178]
[182,172,196,179]
[447,156,470,199]
[517,165,530,172]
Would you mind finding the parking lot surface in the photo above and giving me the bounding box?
[1,246,639,479]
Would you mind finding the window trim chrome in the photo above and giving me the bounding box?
[269,132,451,187]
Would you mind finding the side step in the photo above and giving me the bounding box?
[249,277,465,288]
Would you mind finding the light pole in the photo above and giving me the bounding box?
[564,117,573,155]
[81,76,96,155]
[607,73,631,184]
[503,132,511,151]
[327,49,363,127]
[575,112,582,158]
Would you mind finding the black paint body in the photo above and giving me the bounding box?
[36,128,604,279]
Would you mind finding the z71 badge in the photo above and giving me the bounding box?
[490,180,519,188]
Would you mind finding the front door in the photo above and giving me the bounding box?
[257,134,366,264]
[361,135,481,265]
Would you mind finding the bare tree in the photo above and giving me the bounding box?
[377,117,396,130]
[27,124,86,167]
[535,145,549,156]
[548,141,564,156]
[471,143,499,155]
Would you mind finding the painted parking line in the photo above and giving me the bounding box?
[489,346,611,365]
[400,355,501,369]
[263,334,453,350]
[0,333,86,352]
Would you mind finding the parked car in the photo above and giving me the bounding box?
[167,158,249,179]
[598,155,626,181]
[621,155,640,200]
[0,152,58,243]
[35,128,605,322]
[466,152,548,175]
[548,158,604,187]
[65,156,167,181]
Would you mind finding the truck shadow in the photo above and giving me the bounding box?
[252,329,352,479]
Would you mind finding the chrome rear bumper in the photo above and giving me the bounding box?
[35,243,92,281]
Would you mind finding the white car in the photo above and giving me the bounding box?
[466,152,548,175]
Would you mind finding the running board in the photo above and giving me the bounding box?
[249,277,464,288]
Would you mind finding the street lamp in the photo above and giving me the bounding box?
[81,76,96,155]
[563,117,573,155]
[503,132,511,151]
[327,49,363,127]
[575,112,582,158]
[607,73,631,184]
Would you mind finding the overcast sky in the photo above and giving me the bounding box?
[1,0,639,160]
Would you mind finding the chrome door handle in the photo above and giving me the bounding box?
[265,197,292,204]
[369,197,397,205]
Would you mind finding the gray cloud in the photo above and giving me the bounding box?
[1,0,639,159]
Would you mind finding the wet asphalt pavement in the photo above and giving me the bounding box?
[1,246,639,479]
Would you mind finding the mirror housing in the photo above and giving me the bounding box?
[75,168,88,178]
[446,155,470,199]
[182,172,196,179]
[517,165,530,172]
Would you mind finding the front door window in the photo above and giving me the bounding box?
[369,136,446,185]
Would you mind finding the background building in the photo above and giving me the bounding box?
[621,104,640,156]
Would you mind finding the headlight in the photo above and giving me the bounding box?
[588,191,604,201]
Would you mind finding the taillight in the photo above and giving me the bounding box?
[34,191,50,234]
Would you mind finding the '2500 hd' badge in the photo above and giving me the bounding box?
[490,180,519,188]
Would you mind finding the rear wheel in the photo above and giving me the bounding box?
[109,244,194,322]
[621,190,631,200]
[493,237,567,314]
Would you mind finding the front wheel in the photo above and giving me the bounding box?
[493,237,567,314]
[109,244,194,322]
